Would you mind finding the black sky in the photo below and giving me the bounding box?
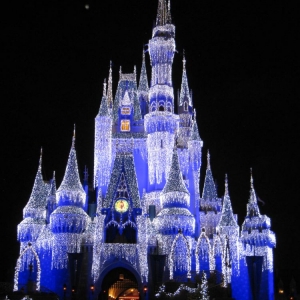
[1,0,299,288]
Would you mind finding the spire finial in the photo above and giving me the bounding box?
[39,147,43,168]
[183,50,186,68]
[53,170,55,178]
[103,78,107,96]
[156,0,168,26]
[107,62,113,109]
[207,150,211,170]
[119,66,122,78]
[225,174,229,194]
[250,168,254,189]
[72,124,76,148]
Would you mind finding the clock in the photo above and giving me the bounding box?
[115,198,129,213]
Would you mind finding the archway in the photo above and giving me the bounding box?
[98,265,144,300]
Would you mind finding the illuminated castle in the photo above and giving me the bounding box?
[14,1,276,299]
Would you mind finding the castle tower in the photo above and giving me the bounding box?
[16,149,48,288]
[49,130,88,296]
[154,144,195,279]
[216,175,240,290]
[145,0,179,187]
[240,170,276,300]
[94,78,113,193]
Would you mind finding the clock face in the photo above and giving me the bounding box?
[115,199,129,213]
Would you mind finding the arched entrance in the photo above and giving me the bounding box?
[98,266,143,300]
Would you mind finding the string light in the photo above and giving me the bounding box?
[14,1,275,299]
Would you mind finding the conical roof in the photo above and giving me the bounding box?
[218,175,238,227]
[202,151,218,200]
[98,80,110,117]
[47,171,57,197]
[179,54,191,106]
[57,130,85,196]
[246,170,260,217]
[23,149,48,219]
[162,145,189,195]
[191,110,201,141]
[138,51,149,94]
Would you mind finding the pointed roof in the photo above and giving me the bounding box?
[98,79,110,117]
[23,148,48,219]
[191,110,201,141]
[57,128,85,195]
[246,169,260,217]
[156,0,171,26]
[202,151,218,200]
[218,175,238,227]
[138,51,149,94]
[107,61,113,109]
[103,153,140,209]
[162,144,189,195]
[179,53,191,106]
[47,171,56,197]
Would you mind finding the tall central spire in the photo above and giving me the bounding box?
[156,0,171,26]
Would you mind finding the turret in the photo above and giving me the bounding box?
[50,129,89,269]
[240,170,276,300]
[18,149,48,244]
[199,151,222,237]
[154,144,195,236]
[241,169,276,249]
[145,0,179,186]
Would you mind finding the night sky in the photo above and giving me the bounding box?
[1,0,298,290]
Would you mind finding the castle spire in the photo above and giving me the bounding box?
[246,168,260,217]
[162,142,189,196]
[23,148,48,219]
[138,51,149,94]
[48,171,57,197]
[179,51,191,107]
[191,110,201,141]
[202,150,218,200]
[57,129,86,205]
[107,61,113,109]
[156,0,171,26]
[98,79,110,117]
[218,175,238,227]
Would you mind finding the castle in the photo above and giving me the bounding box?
[14,1,276,299]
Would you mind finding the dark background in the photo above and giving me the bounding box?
[1,0,299,292]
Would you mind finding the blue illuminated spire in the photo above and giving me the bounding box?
[191,110,201,141]
[218,175,238,227]
[98,79,110,117]
[107,61,113,109]
[202,151,218,200]
[57,127,85,197]
[156,0,171,26]
[138,51,149,94]
[48,171,56,197]
[23,148,48,219]
[246,169,260,217]
[179,53,191,107]
[162,143,189,195]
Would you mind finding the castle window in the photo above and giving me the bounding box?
[121,120,130,132]
[159,105,164,111]
[121,107,131,115]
